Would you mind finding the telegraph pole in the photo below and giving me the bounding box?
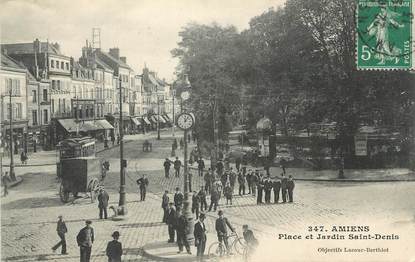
[172,90,175,137]
[157,95,161,140]
[9,88,15,181]
[118,78,127,215]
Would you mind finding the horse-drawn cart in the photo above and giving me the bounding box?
[57,137,104,203]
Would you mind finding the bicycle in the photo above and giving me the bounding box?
[208,232,247,258]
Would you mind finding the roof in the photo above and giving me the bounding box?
[98,50,132,70]
[1,53,26,72]
[94,56,114,72]
[2,42,62,55]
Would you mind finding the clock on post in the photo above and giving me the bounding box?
[176,112,195,130]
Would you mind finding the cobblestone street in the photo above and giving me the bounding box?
[2,131,415,261]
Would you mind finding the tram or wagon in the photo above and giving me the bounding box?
[57,137,103,203]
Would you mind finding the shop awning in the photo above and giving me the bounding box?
[162,114,170,123]
[143,117,151,125]
[58,119,113,133]
[157,115,166,124]
[131,117,141,126]
[149,115,158,124]
[95,119,114,129]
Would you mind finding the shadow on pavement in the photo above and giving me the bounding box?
[1,196,62,210]
[119,221,165,228]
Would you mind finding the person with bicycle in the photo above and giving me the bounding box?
[215,210,235,255]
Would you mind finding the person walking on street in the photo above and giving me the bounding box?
[162,190,170,223]
[179,138,184,150]
[204,170,211,194]
[281,174,288,203]
[251,171,258,197]
[215,210,235,254]
[246,170,252,194]
[235,157,241,172]
[111,135,115,146]
[264,178,272,204]
[287,175,295,202]
[256,175,264,205]
[174,187,184,210]
[174,157,182,177]
[52,215,68,255]
[280,158,287,175]
[237,172,246,196]
[136,174,149,201]
[2,172,9,197]
[198,186,208,211]
[106,231,122,262]
[76,220,94,262]
[242,225,258,259]
[164,158,171,178]
[167,203,176,243]
[198,157,205,177]
[192,191,201,219]
[273,178,281,204]
[176,209,192,254]
[224,182,233,205]
[116,135,120,145]
[98,188,109,219]
[208,186,219,212]
[194,213,207,261]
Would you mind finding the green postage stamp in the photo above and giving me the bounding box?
[357,0,414,70]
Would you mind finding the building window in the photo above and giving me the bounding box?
[58,99,61,114]
[15,103,22,119]
[51,60,55,68]
[57,80,61,90]
[51,99,55,114]
[66,62,69,70]
[56,61,59,69]
[32,90,37,102]
[63,99,66,113]
[61,61,64,69]
[52,80,56,89]
[43,109,48,124]
[85,106,89,118]
[43,89,48,101]
[32,110,38,125]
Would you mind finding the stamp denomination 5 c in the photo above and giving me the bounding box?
[357,0,414,70]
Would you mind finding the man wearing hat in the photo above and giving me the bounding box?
[162,190,170,223]
[136,174,149,201]
[215,210,235,254]
[176,209,191,254]
[174,187,184,210]
[52,215,68,254]
[164,158,171,178]
[166,202,177,243]
[77,220,94,262]
[106,231,123,262]
[98,187,109,219]
[194,213,207,260]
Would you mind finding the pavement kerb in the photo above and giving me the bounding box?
[5,176,23,188]
[293,176,415,182]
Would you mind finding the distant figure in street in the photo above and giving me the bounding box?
[164,158,171,178]
[77,220,94,262]
[104,139,109,149]
[136,174,149,201]
[264,178,272,204]
[235,157,241,172]
[208,186,220,212]
[52,215,68,255]
[242,224,258,258]
[272,178,281,204]
[204,169,212,194]
[20,151,27,165]
[197,157,205,177]
[176,209,191,254]
[256,175,264,204]
[162,190,170,223]
[215,210,235,254]
[281,174,288,203]
[106,231,122,262]
[280,158,287,175]
[246,170,252,194]
[111,135,115,146]
[224,182,233,205]
[116,135,120,145]
[287,175,295,202]
[179,138,184,150]
[198,186,208,212]
[167,203,176,243]
[187,133,191,143]
[216,159,224,176]
[192,191,200,219]
[174,187,184,210]
[174,157,182,177]
[194,213,207,260]
[2,172,9,196]
[238,171,246,196]
[98,188,109,219]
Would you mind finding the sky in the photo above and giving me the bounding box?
[0,0,285,81]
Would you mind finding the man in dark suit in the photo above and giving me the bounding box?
[192,191,200,220]
[166,203,176,243]
[237,172,246,196]
[194,213,207,260]
[281,174,288,203]
[215,210,235,254]
[174,157,182,177]
[98,188,109,219]
[264,178,272,204]
[287,175,295,202]
[136,174,149,201]
[198,186,207,212]
[77,220,94,262]
[198,157,205,177]
[164,158,171,178]
[162,190,169,223]
[52,215,68,254]
[106,231,122,262]
[176,209,191,254]
[208,187,219,212]
[174,187,184,210]
[256,175,264,204]
[272,179,281,204]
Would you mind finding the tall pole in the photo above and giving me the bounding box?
[172,90,175,137]
[9,89,15,181]
[182,108,193,243]
[157,95,160,140]
[118,78,127,214]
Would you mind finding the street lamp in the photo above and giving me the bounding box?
[1,88,17,181]
[157,94,161,140]
[118,78,127,215]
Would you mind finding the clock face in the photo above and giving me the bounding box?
[177,113,194,130]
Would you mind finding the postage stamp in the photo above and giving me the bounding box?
[356,0,414,70]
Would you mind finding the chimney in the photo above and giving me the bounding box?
[120,56,126,63]
[33,38,41,53]
[109,48,120,59]
[53,42,60,51]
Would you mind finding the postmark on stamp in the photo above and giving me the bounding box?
[356,0,414,70]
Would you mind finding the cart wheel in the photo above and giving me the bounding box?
[59,183,70,203]
[88,179,99,203]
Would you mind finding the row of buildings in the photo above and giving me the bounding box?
[0,39,180,152]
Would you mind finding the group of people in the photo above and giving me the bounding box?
[51,217,122,262]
